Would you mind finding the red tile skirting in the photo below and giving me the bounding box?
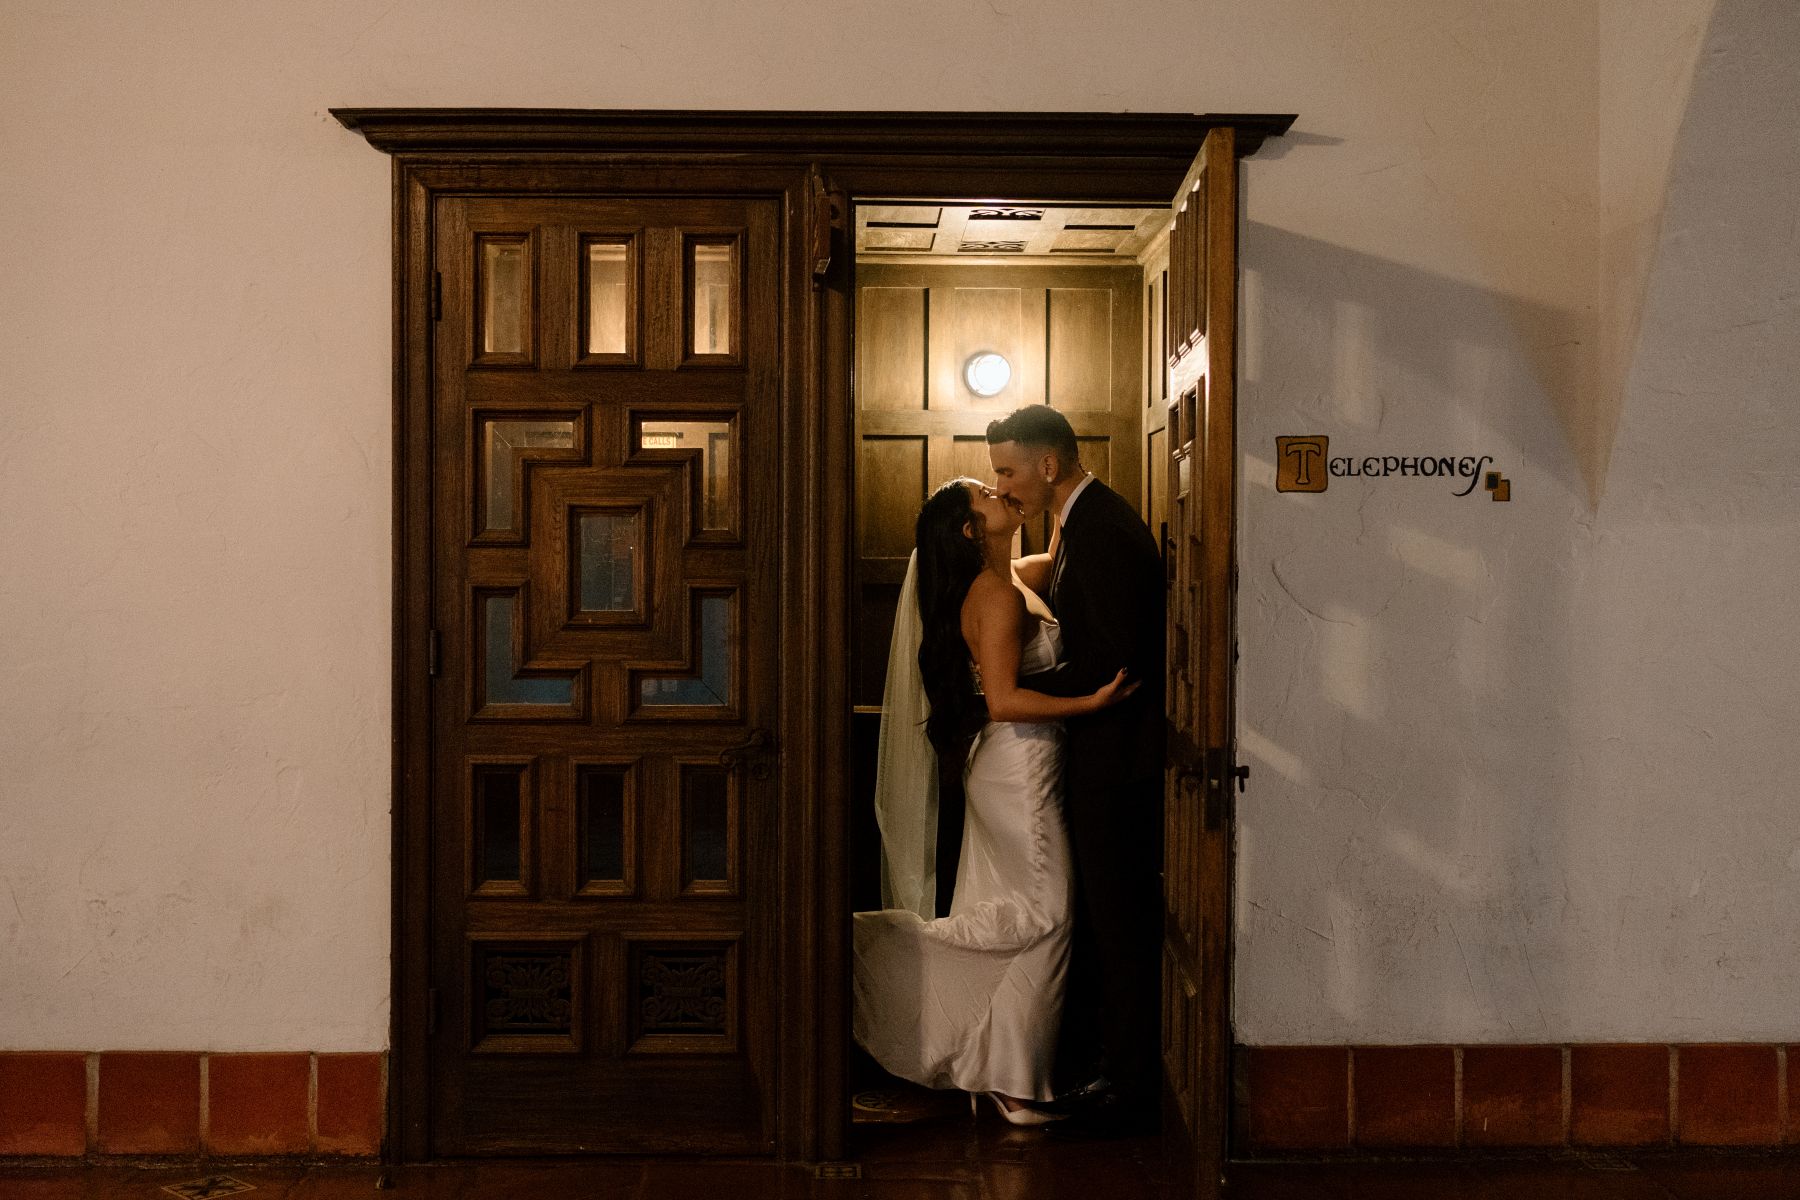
[316,1053,384,1156]
[0,1051,384,1158]
[1242,1044,1793,1154]
[97,1052,200,1154]
[1245,1046,1348,1150]
[1462,1045,1562,1147]
[0,1044,1787,1157]
[1571,1044,1670,1146]
[1353,1047,1456,1147]
[1676,1044,1780,1146]
[206,1053,311,1155]
[0,1053,87,1156]
[1787,1046,1798,1145]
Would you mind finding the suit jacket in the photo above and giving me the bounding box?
[1026,479,1166,795]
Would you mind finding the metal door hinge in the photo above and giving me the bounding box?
[426,987,438,1036]
[430,271,443,321]
[808,166,844,286]
[427,629,440,677]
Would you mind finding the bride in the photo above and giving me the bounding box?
[853,478,1136,1125]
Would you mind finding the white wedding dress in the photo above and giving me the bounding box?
[853,618,1074,1101]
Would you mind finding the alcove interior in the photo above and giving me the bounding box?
[846,196,1173,1127]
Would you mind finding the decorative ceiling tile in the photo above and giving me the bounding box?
[967,207,1045,221]
[862,228,935,251]
[860,205,942,226]
[1052,228,1130,252]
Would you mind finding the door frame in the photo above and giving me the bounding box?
[334,108,1294,1165]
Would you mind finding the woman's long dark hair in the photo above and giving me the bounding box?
[914,478,990,761]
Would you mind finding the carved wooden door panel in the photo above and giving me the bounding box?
[428,196,779,1154]
[1161,126,1241,1197]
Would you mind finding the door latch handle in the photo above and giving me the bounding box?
[719,728,777,779]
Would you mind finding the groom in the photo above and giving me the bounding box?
[987,405,1166,1130]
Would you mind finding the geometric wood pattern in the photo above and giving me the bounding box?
[1159,126,1241,1198]
[628,939,739,1053]
[431,192,779,1153]
[470,937,582,1054]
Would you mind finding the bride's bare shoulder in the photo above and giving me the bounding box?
[963,572,1023,617]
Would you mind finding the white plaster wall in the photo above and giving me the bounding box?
[1236,0,1800,1042]
[0,0,1786,1050]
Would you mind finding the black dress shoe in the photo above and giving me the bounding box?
[1045,1089,1159,1139]
[1049,1073,1113,1108]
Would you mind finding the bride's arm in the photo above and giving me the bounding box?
[967,577,1134,722]
[1012,553,1053,597]
[1011,521,1059,597]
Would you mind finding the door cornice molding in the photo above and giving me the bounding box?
[331,108,1296,161]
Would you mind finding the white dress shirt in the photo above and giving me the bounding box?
[1057,471,1095,528]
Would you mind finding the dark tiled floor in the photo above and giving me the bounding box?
[3,1108,1797,1200]
[5,1151,1800,1199]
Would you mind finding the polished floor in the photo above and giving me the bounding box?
[3,1092,1797,1200]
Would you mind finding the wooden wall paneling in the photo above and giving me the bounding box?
[1046,286,1113,411]
[1076,436,1111,489]
[856,287,927,411]
[948,434,996,485]
[856,435,929,566]
[925,285,954,409]
[1016,286,1048,408]
[1140,230,1171,528]
[949,286,1026,409]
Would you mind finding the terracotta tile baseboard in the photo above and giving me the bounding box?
[0,1051,383,1158]
[1242,1044,1796,1153]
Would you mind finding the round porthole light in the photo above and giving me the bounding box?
[964,352,1012,398]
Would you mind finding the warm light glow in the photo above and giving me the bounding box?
[964,352,1012,397]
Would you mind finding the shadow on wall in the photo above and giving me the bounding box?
[1232,0,1800,1044]
[1234,211,1584,1043]
[1558,0,1800,1038]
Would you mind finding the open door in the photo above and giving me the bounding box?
[1161,125,1243,1197]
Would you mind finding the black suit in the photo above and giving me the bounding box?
[1029,479,1166,1101]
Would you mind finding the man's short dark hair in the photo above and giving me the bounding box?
[985,405,1078,465]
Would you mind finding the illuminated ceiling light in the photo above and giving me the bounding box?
[964,352,1012,397]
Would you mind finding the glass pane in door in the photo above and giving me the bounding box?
[689,242,734,356]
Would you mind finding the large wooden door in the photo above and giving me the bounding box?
[428,195,781,1154]
[1161,126,1242,1196]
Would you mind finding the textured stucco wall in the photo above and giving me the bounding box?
[1235,0,1800,1043]
[0,0,1790,1050]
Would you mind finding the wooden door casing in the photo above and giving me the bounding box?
[1161,125,1241,1198]
[429,194,781,1154]
[339,109,1294,1164]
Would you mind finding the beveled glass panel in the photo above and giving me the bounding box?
[472,765,523,885]
[484,593,574,706]
[578,767,628,887]
[585,241,630,356]
[690,243,733,356]
[481,239,527,355]
[640,595,731,707]
[482,419,575,534]
[640,420,731,530]
[578,511,638,612]
[681,767,730,886]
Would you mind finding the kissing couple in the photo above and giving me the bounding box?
[854,404,1166,1132]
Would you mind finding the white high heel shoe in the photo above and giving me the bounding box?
[969,1091,1067,1127]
